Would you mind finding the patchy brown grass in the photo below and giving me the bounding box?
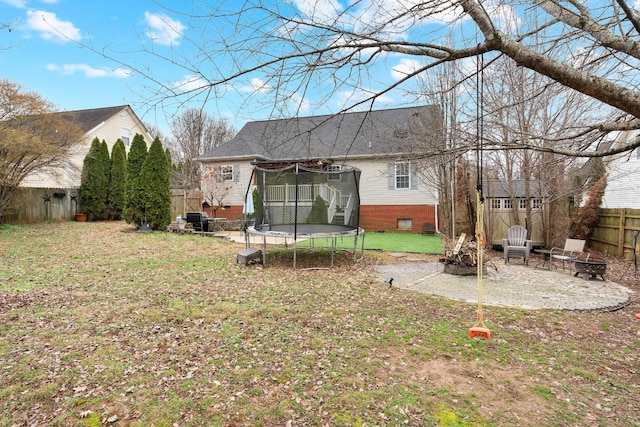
[1,221,639,426]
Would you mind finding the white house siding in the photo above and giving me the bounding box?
[348,159,438,205]
[602,131,640,209]
[200,160,255,207]
[20,107,150,189]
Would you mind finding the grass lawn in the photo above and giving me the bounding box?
[297,231,444,254]
[0,221,638,426]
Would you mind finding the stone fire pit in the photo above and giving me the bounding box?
[573,254,608,280]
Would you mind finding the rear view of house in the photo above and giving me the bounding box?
[195,106,444,233]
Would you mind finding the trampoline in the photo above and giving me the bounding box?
[244,163,364,269]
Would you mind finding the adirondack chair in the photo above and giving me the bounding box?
[502,225,532,265]
[550,238,586,275]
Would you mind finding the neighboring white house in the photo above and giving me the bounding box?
[194,106,444,233]
[21,105,152,189]
[602,130,640,209]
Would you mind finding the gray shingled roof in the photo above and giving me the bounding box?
[484,179,549,198]
[196,105,443,162]
[53,105,131,134]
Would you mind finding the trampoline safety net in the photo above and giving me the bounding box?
[247,163,362,239]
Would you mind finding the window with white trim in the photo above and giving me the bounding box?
[491,199,501,209]
[327,164,342,181]
[121,127,130,146]
[532,198,542,209]
[395,162,410,189]
[220,165,234,181]
[519,199,527,210]
[503,198,512,209]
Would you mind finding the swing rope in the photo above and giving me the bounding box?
[470,47,491,340]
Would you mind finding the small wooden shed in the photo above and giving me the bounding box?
[483,179,549,248]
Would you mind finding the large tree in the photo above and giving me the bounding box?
[110,1,640,158]
[0,80,82,223]
[169,108,236,191]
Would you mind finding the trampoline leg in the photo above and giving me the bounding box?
[262,235,267,266]
[331,237,335,267]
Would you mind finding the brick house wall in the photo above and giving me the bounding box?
[359,204,436,233]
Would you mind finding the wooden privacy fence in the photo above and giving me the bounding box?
[590,208,640,258]
[5,188,201,224]
[171,189,202,220]
[4,188,79,223]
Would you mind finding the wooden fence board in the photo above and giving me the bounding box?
[591,208,640,258]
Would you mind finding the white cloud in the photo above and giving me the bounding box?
[46,63,131,78]
[291,0,342,24]
[144,12,185,46]
[3,0,28,7]
[173,75,208,92]
[26,9,81,42]
[391,58,422,80]
[241,78,271,94]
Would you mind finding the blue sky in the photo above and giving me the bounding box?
[0,0,436,135]
[4,1,637,138]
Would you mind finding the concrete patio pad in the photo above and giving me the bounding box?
[375,261,633,311]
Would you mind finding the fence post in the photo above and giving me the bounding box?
[617,209,626,257]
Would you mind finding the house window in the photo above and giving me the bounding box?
[503,199,512,209]
[519,199,527,210]
[121,127,130,146]
[532,198,542,209]
[491,199,501,210]
[327,164,342,181]
[395,162,410,189]
[220,165,234,181]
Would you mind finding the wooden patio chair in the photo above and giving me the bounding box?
[550,238,586,275]
[502,225,532,265]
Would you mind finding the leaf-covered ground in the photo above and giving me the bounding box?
[1,221,638,426]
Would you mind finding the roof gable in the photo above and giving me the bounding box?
[53,105,139,135]
[197,105,443,162]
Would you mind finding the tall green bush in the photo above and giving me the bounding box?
[79,138,108,221]
[138,137,172,230]
[109,139,127,220]
[123,134,148,225]
[307,195,328,224]
[99,140,111,219]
